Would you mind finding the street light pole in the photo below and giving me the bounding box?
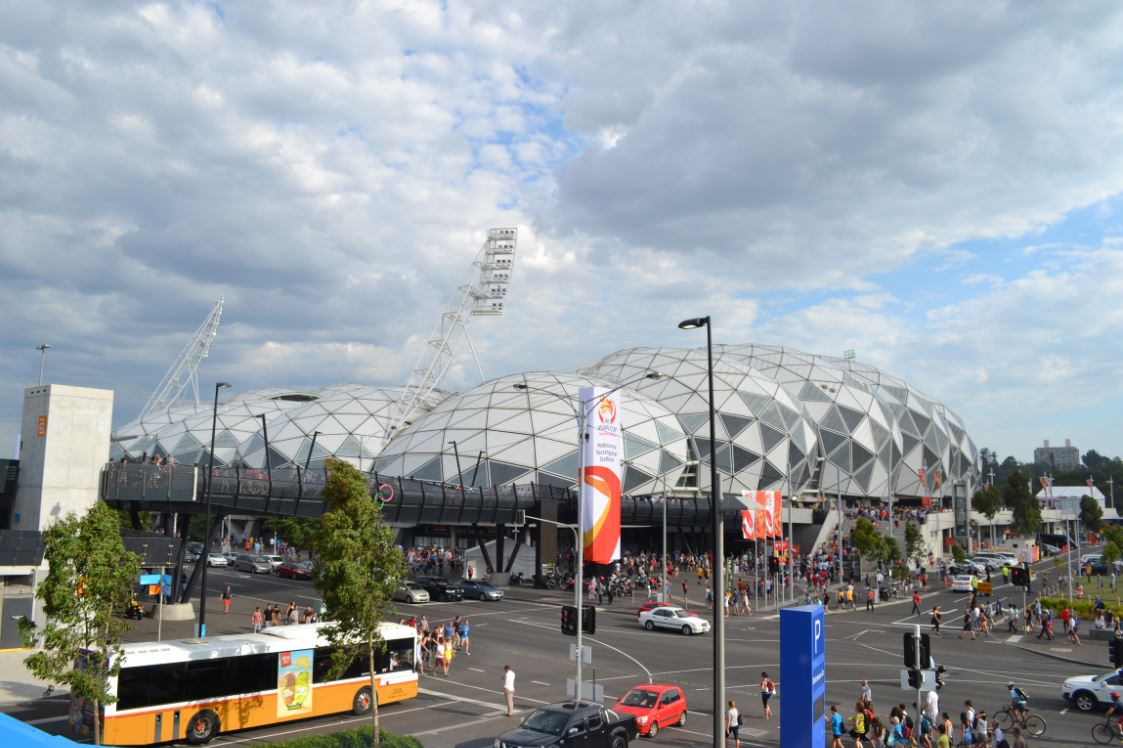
[198,381,230,638]
[678,315,723,748]
[35,342,50,385]
[448,440,464,488]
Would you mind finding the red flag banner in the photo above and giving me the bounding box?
[741,510,755,540]
[1039,476,1048,491]
[756,508,769,538]
[772,491,783,539]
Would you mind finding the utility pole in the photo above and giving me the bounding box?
[35,342,50,385]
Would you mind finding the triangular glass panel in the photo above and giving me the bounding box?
[830,442,852,472]
[658,450,685,475]
[407,456,444,482]
[799,381,833,403]
[677,413,711,435]
[838,406,864,434]
[820,428,848,456]
[739,391,774,415]
[242,433,266,457]
[870,422,890,450]
[897,410,919,437]
[759,460,785,489]
[488,460,533,486]
[656,420,683,445]
[720,413,754,439]
[851,442,873,470]
[788,442,805,469]
[535,471,573,490]
[542,451,580,481]
[760,423,785,453]
[777,404,803,431]
[715,443,733,475]
[623,465,655,494]
[624,432,659,460]
[912,411,931,436]
[901,432,920,457]
[694,437,712,460]
[923,447,940,473]
[853,461,874,492]
[758,403,787,432]
[265,447,290,469]
[730,445,761,471]
[336,435,363,458]
[213,430,240,449]
[820,407,847,434]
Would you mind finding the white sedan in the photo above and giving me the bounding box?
[949,574,975,593]
[638,606,710,636]
[206,553,228,567]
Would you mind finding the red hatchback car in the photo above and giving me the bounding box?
[276,561,312,580]
[613,683,687,738]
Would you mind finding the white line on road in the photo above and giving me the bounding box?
[26,716,69,726]
[469,667,486,673]
[531,680,551,686]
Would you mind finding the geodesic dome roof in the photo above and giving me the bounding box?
[372,371,691,494]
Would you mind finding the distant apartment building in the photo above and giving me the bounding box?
[1033,438,1081,471]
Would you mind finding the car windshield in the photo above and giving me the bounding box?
[522,709,570,736]
[621,689,658,708]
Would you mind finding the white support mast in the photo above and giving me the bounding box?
[138,298,224,420]
[387,228,518,440]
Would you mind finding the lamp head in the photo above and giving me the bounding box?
[216,381,231,389]
[513,383,529,390]
[677,316,709,330]
[645,372,664,381]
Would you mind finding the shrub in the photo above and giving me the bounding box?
[258,727,423,748]
[1036,596,1123,621]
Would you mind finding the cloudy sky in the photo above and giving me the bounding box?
[3,1,1122,463]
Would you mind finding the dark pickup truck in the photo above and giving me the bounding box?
[495,701,637,748]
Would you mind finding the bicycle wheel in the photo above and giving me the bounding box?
[1022,713,1046,737]
[1091,720,1115,745]
[993,709,1013,730]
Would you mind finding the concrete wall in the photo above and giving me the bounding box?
[11,385,114,531]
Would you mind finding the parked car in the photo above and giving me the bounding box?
[949,574,975,593]
[455,579,504,601]
[393,582,431,604]
[948,561,985,576]
[637,600,698,617]
[261,554,285,572]
[613,684,687,738]
[276,561,312,580]
[1041,543,1062,557]
[1063,669,1123,711]
[232,554,273,574]
[184,550,200,564]
[206,553,228,567]
[969,556,1004,571]
[221,551,238,563]
[638,606,710,636]
[414,576,464,602]
[496,701,637,748]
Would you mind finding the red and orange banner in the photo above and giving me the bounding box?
[741,509,755,540]
[580,386,623,564]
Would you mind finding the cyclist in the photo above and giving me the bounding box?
[1107,691,1123,739]
[1007,682,1029,725]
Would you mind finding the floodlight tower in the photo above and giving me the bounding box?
[138,298,224,420]
[387,228,518,441]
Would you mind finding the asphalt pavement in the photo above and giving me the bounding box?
[3,562,1114,747]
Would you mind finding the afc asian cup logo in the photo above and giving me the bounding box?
[597,398,618,425]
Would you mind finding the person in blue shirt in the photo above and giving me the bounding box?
[1107,691,1123,739]
[828,704,845,748]
[1007,682,1029,724]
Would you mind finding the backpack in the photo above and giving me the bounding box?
[736,712,743,726]
[1014,687,1029,701]
[765,678,776,695]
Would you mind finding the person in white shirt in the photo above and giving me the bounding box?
[925,689,939,724]
[503,665,516,716]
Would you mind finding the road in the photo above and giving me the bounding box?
[4,563,1113,747]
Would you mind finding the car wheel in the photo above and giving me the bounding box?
[610,734,628,748]
[1074,690,1098,712]
[186,710,220,745]
[645,621,655,631]
[480,593,487,601]
[647,722,658,738]
[353,686,374,715]
[677,710,687,727]
[682,625,692,636]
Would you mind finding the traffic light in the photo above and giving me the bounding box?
[561,605,577,636]
[769,556,780,574]
[583,605,596,635]
[906,669,922,688]
[1010,566,1029,587]
[1109,636,1123,666]
[903,632,931,669]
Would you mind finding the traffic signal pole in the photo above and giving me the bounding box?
[914,624,922,723]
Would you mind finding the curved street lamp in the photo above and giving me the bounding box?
[198,381,230,638]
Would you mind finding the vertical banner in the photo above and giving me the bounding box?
[741,509,755,540]
[772,490,783,539]
[277,649,314,717]
[580,386,623,564]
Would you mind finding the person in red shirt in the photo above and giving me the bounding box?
[912,591,922,615]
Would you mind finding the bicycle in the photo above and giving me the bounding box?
[993,706,1046,737]
[1092,714,1123,744]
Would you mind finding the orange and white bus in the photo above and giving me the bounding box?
[76,622,417,745]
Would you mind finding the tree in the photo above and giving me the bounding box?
[20,502,141,745]
[264,516,321,551]
[1102,541,1121,567]
[950,543,967,563]
[311,459,404,748]
[904,523,925,566]
[1003,470,1042,537]
[849,518,881,574]
[1080,495,1103,532]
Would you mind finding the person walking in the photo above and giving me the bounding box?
[912,590,922,616]
[459,618,471,655]
[866,587,875,611]
[222,583,233,614]
[503,665,516,716]
[726,699,741,748]
[829,704,845,748]
[760,672,776,719]
[931,605,942,636]
[251,606,263,633]
[860,680,873,706]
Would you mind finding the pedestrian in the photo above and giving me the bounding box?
[726,698,741,748]
[682,579,689,603]
[912,590,922,616]
[1010,725,1027,748]
[222,583,232,614]
[503,665,516,716]
[931,605,942,636]
[459,618,471,655]
[866,587,875,611]
[251,606,263,633]
[829,704,845,748]
[860,680,872,706]
[760,671,775,719]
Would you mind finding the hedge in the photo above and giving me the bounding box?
[257,726,423,748]
[1036,596,1123,621]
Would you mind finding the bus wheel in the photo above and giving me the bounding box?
[186,710,220,745]
[353,686,374,715]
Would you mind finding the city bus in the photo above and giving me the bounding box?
[75,622,417,745]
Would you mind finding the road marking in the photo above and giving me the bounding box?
[531,680,551,686]
[1006,635,1023,643]
[26,716,69,726]
[1049,647,1073,653]
[1059,708,1068,715]
[468,667,486,673]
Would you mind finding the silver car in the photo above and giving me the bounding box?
[233,554,272,574]
[393,582,430,604]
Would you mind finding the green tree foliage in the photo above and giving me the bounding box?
[264,516,321,551]
[904,523,925,565]
[951,543,967,563]
[20,502,141,745]
[972,485,1003,520]
[1102,541,1121,567]
[849,517,881,558]
[1003,469,1042,536]
[1080,495,1104,532]
[311,459,404,748]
